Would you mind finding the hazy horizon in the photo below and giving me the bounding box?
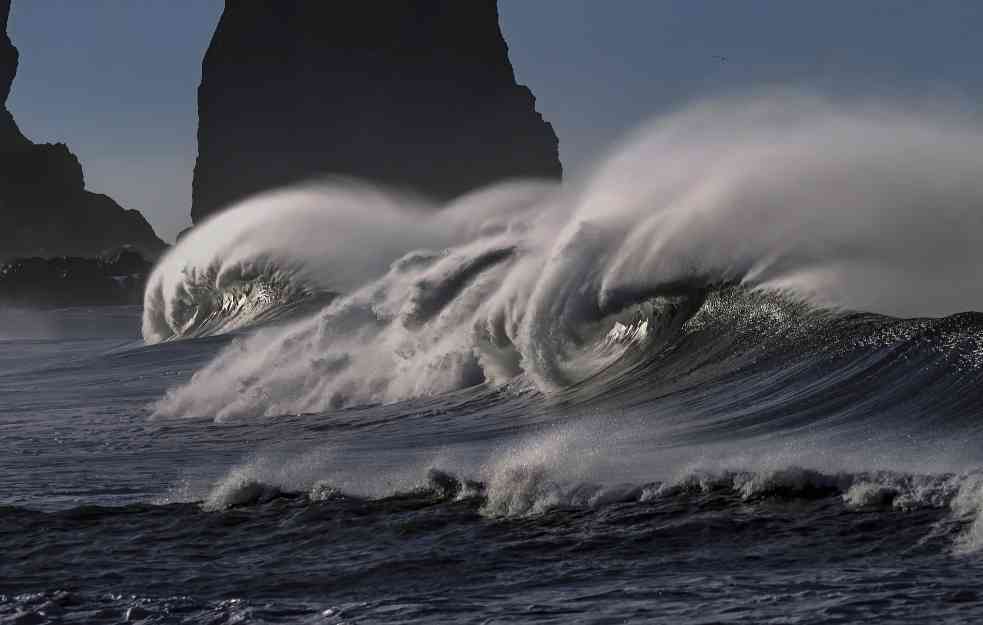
[8,0,983,242]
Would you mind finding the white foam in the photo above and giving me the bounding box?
[149,92,983,419]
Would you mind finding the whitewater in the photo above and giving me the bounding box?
[6,93,983,623]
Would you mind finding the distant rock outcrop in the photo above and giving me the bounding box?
[0,0,165,262]
[191,0,561,223]
[0,247,153,307]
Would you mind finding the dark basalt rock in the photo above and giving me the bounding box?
[191,0,561,224]
[0,247,153,307]
[0,0,166,262]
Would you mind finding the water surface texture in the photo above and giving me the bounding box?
[5,95,983,624]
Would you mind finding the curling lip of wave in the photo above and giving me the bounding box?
[142,259,327,343]
[147,92,983,419]
[141,180,554,344]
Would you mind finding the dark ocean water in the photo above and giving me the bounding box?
[4,297,983,625]
[8,96,983,623]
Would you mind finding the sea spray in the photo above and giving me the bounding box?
[148,92,983,419]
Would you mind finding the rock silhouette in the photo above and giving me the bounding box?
[0,247,153,307]
[0,0,165,262]
[191,0,561,223]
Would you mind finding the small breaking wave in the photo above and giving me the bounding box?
[186,453,983,556]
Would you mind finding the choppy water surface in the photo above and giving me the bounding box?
[6,95,983,623]
[4,293,983,624]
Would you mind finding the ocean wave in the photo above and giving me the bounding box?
[141,257,325,343]
[142,455,983,557]
[137,93,983,566]
[146,92,983,420]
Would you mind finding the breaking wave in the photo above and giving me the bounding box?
[187,454,983,555]
[146,92,983,420]
[139,91,983,557]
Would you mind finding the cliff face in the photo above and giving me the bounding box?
[0,0,165,261]
[191,0,561,223]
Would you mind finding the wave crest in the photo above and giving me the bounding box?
[142,257,321,343]
[149,92,983,418]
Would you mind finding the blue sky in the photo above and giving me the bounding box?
[8,1,983,242]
